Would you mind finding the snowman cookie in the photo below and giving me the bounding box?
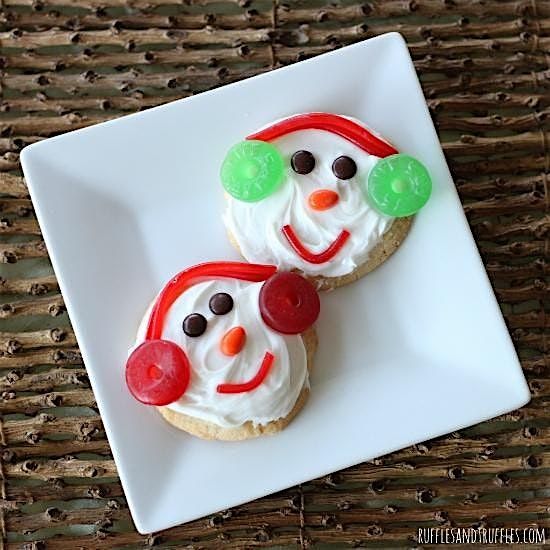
[221,113,432,289]
[125,262,320,440]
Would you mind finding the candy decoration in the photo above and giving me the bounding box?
[247,113,398,158]
[217,352,275,394]
[291,150,315,174]
[365,154,432,217]
[221,140,285,202]
[308,189,339,211]
[332,156,357,180]
[126,340,190,405]
[209,292,233,315]
[221,326,246,356]
[182,313,207,337]
[282,225,350,264]
[259,272,320,334]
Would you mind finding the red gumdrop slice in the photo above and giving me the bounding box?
[259,272,320,334]
[125,340,190,406]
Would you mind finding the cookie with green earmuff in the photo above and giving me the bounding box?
[221,113,432,290]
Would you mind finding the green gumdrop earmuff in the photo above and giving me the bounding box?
[364,154,432,217]
[220,140,285,202]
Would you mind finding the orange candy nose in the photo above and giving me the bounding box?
[308,189,339,211]
[221,326,246,356]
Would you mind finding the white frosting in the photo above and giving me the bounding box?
[134,278,308,428]
[223,124,395,277]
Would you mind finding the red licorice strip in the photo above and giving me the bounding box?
[146,262,277,341]
[282,225,350,264]
[217,351,275,394]
[247,113,398,158]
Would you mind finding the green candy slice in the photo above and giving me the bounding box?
[221,140,285,202]
[365,154,432,217]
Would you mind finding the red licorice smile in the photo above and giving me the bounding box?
[217,351,275,394]
[282,225,351,264]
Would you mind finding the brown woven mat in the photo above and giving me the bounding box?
[1,1,549,548]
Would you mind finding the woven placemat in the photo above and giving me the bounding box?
[0,1,549,548]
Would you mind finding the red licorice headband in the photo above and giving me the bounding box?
[146,262,277,340]
[126,262,320,406]
[246,112,398,158]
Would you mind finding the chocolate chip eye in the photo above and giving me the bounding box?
[209,292,233,315]
[182,313,207,337]
[332,156,357,180]
[291,150,315,174]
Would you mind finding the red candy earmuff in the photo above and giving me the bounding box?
[260,272,320,334]
[126,340,190,406]
[125,262,320,406]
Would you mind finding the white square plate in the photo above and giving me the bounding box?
[21,33,530,534]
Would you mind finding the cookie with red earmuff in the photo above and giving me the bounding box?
[126,262,319,440]
[221,113,432,290]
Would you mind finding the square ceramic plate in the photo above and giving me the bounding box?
[21,32,530,534]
